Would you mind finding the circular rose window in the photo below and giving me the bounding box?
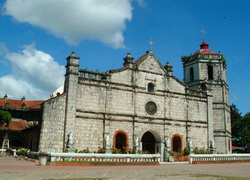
[145,101,157,115]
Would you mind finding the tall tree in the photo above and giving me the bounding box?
[231,104,250,147]
[230,104,242,141]
[240,113,250,146]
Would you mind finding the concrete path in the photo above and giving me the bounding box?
[0,156,249,180]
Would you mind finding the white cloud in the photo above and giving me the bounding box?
[136,0,147,8]
[0,42,8,55]
[0,43,65,100]
[3,0,133,48]
[0,75,48,100]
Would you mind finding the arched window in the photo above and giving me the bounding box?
[208,65,213,80]
[148,83,154,93]
[190,67,194,82]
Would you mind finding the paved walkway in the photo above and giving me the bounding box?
[0,156,250,180]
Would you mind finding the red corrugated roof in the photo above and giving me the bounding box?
[0,119,38,130]
[10,120,26,130]
[0,98,45,109]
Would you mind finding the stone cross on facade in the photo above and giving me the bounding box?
[148,39,155,51]
[200,28,206,42]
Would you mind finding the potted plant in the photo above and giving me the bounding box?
[38,151,49,165]
[17,148,28,160]
[5,148,13,156]
[168,151,174,162]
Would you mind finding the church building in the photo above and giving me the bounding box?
[38,40,231,158]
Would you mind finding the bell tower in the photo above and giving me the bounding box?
[182,39,231,153]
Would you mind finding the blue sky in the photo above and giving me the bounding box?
[0,0,249,115]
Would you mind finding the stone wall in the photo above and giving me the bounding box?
[39,52,216,154]
[72,53,210,153]
[39,95,66,152]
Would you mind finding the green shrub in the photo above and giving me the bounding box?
[168,151,174,156]
[183,147,190,156]
[17,147,29,156]
[193,146,210,154]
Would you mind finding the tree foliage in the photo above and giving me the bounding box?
[0,110,12,127]
[240,113,250,146]
[230,104,250,146]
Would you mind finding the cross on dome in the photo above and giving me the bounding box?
[200,28,206,42]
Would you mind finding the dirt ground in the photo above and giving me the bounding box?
[0,156,249,180]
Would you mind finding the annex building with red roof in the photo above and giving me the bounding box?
[0,96,45,150]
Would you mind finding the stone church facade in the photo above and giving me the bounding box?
[39,41,231,157]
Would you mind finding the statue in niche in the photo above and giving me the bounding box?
[210,140,216,153]
[187,137,193,153]
[165,136,171,152]
[134,135,139,149]
[104,133,110,149]
[67,131,74,149]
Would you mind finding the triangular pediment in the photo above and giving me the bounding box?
[135,52,166,74]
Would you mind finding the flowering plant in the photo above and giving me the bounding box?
[97,147,106,153]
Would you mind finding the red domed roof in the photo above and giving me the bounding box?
[194,41,215,54]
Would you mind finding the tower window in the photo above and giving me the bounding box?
[208,65,214,80]
[190,67,194,82]
[148,83,154,93]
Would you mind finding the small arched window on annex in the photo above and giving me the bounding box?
[171,134,183,153]
[190,67,194,82]
[207,65,214,80]
[113,130,129,151]
[147,82,155,93]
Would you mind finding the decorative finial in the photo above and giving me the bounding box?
[164,62,173,76]
[200,28,206,42]
[67,50,80,59]
[4,101,9,108]
[123,52,134,67]
[148,39,155,51]
[22,102,26,109]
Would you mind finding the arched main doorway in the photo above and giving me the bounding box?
[172,135,182,152]
[141,131,156,154]
[113,130,128,150]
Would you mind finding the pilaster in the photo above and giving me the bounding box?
[63,51,79,152]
